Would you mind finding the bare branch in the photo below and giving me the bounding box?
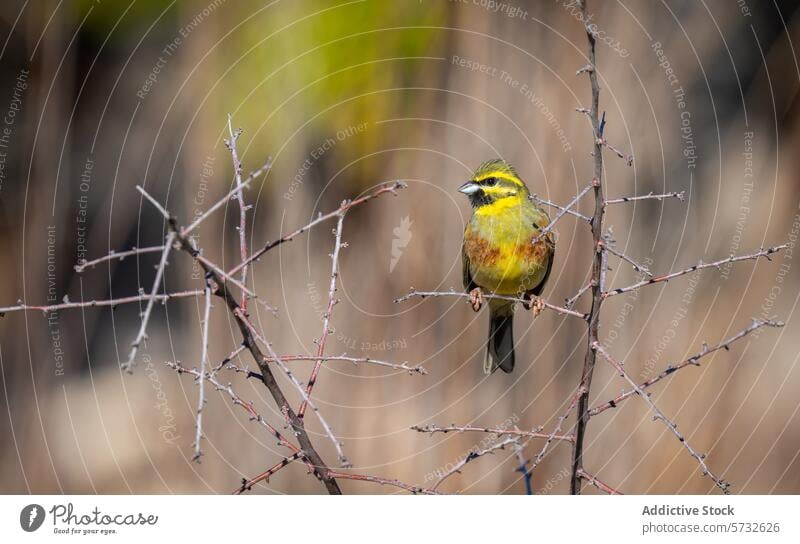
[328,471,440,495]
[603,245,787,299]
[226,115,250,310]
[605,191,685,205]
[592,342,730,493]
[531,184,593,245]
[570,0,606,495]
[299,212,345,419]
[265,354,427,374]
[121,232,176,372]
[0,289,204,316]
[564,280,594,310]
[602,230,652,277]
[228,181,406,277]
[192,287,212,462]
[210,344,248,376]
[235,453,301,494]
[577,468,623,495]
[167,361,318,477]
[236,315,351,468]
[589,318,784,417]
[394,289,588,321]
[135,185,171,219]
[431,436,520,492]
[181,157,272,236]
[529,386,584,475]
[597,137,633,166]
[529,194,591,223]
[411,424,573,443]
[75,246,166,273]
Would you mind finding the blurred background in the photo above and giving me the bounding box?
[0,0,798,494]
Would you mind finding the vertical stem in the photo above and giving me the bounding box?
[570,0,605,495]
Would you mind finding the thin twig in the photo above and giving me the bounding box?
[529,386,585,475]
[603,245,787,299]
[592,342,730,493]
[75,246,166,272]
[210,344,248,376]
[564,280,594,310]
[265,354,427,374]
[597,137,633,166]
[235,453,301,494]
[602,230,652,277]
[605,191,685,205]
[531,184,593,245]
[431,436,520,492]
[328,471,440,495]
[299,212,346,419]
[411,424,573,443]
[225,115,250,310]
[577,468,623,495]
[192,287,212,462]
[228,181,406,277]
[0,289,204,316]
[395,289,588,321]
[589,318,784,417]
[181,158,272,236]
[529,194,592,223]
[121,232,176,372]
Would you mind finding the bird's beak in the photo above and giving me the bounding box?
[458,181,480,195]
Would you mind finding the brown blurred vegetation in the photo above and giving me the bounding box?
[0,0,799,494]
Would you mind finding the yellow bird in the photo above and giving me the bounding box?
[459,159,555,374]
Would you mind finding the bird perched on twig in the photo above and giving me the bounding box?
[459,159,555,374]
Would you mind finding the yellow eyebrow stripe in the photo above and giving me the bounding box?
[474,171,525,187]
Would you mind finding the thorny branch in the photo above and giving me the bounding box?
[411,424,573,443]
[121,232,176,373]
[589,318,784,417]
[228,181,406,277]
[431,436,520,492]
[570,0,606,495]
[603,246,787,299]
[299,212,346,419]
[604,191,685,205]
[263,354,427,374]
[593,342,730,493]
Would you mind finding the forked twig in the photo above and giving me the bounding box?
[589,319,784,416]
[592,342,730,493]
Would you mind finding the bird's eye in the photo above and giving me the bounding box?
[484,177,497,186]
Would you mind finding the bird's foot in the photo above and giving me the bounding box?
[523,293,545,317]
[469,287,483,312]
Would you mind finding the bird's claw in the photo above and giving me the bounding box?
[469,288,483,312]
[523,293,545,317]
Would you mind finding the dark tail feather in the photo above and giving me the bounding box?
[485,311,514,374]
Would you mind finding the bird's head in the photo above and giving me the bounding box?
[458,159,529,208]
